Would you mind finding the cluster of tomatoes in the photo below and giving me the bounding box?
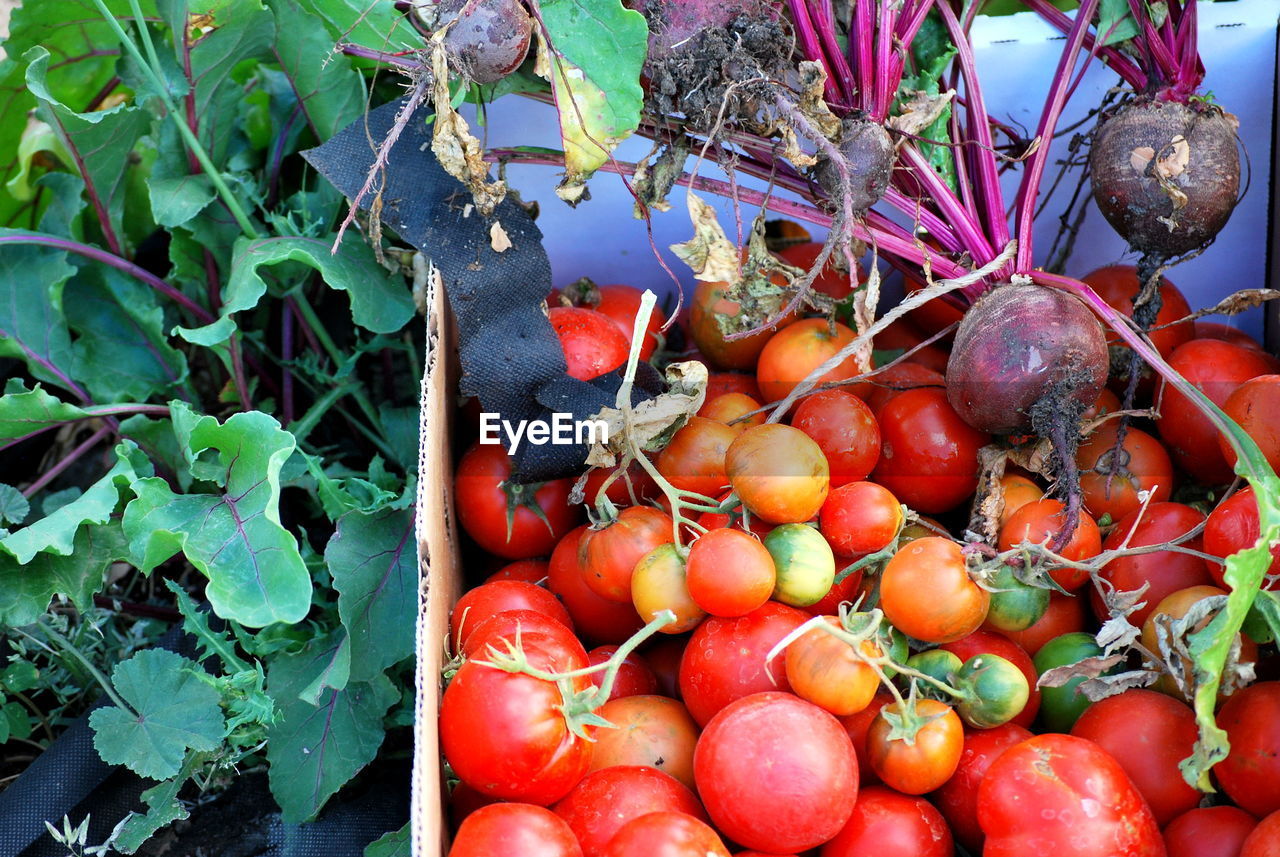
[442,255,1280,856]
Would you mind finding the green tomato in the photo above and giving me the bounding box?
[955,653,1030,729]
[906,649,961,700]
[764,523,835,607]
[984,564,1049,632]
[1033,631,1108,732]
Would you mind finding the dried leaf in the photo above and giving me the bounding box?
[669,193,740,283]
[585,361,708,469]
[1037,654,1127,688]
[888,89,956,138]
[796,62,842,140]
[1096,612,1143,653]
[968,445,1010,543]
[632,137,689,216]
[1076,669,1159,701]
[1153,289,1280,329]
[430,39,506,215]
[489,221,512,253]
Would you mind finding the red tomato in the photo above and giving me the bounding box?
[549,306,631,380]
[1068,689,1200,825]
[450,580,575,650]
[1194,320,1265,351]
[695,692,859,853]
[1242,810,1280,857]
[820,785,953,857]
[698,392,765,433]
[756,319,868,404]
[933,723,1034,853]
[862,362,946,416]
[1001,590,1088,657]
[784,615,881,716]
[689,279,795,371]
[1220,375,1280,471]
[455,443,582,559]
[839,691,893,786]
[820,481,902,557]
[655,416,737,497]
[449,803,583,857]
[866,698,964,794]
[1204,487,1280,590]
[940,629,1041,729]
[588,695,700,789]
[871,387,989,514]
[601,812,730,857]
[1092,502,1214,626]
[1083,264,1195,358]
[461,609,582,660]
[586,646,659,701]
[998,473,1045,529]
[1164,806,1258,857]
[881,537,989,644]
[553,766,705,857]
[1158,339,1274,484]
[678,602,808,726]
[486,559,551,584]
[686,528,776,617]
[977,734,1165,856]
[1218,682,1280,818]
[570,283,668,361]
[776,241,855,299]
[580,506,674,602]
[998,498,1102,591]
[548,527,645,645]
[1076,424,1173,524]
[705,372,762,402]
[792,390,881,486]
[725,424,831,524]
[441,632,592,804]
[582,461,659,509]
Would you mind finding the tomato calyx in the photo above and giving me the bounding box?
[501,479,556,542]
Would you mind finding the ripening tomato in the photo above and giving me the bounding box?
[1076,424,1173,523]
[784,616,881,716]
[998,473,1044,529]
[977,734,1165,857]
[580,506,675,602]
[699,392,765,434]
[791,390,881,486]
[862,362,946,416]
[998,498,1102,591]
[601,812,731,857]
[631,544,705,634]
[455,443,582,559]
[1000,590,1087,657]
[1158,339,1275,484]
[934,722,1034,853]
[448,803,583,857]
[569,283,668,361]
[588,695,701,790]
[819,785,954,857]
[872,388,990,514]
[866,698,963,794]
[450,580,575,650]
[1164,806,1259,857]
[1241,810,1280,857]
[548,526,646,645]
[1083,264,1195,358]
[586,646,659,702]
[1069,689,1200,825]
[689,279,795,371]
[487,559,551,585]
[552,765,706,857]
[756,319,868,403]
[582,460,660,509]
[695,692,859,853]
[839,691,893,786]
[819,481,903,558]
[656,416,737,497]
[1034,631,1107,732]
[725,424,830,524]
[940,628,1041,729]
[880,537,989,643]
[678,602,809,726]
[1140,584,1257,700]
[548,306,631,380]
[776,241,855,299]
[441,632,592,804]
[954,656,1029,729]
[686,528,776,617]
[763,523,836,607]
[1220,375,1280,471]
[1092,502,1214,626]
[1218,682,1280,818]
[1204,487,1280,590]
[984,563,1050,635]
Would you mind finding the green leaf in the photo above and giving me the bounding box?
[118,415,194,492]
[64,265,190,403]
[266,634,398,823]
[24,46,153,252]
[122,406,312,627]
[166,579,251,673]
[536,0,646,203]
[0,443,144,564]
[111,764,198,854]
[181,235,415,345]
[269,0,367,141]
[298,632,351,704]
[0,383,90,442]
[89,649,225,780]
[292,0,417,54]
[326,507,416,682]
[364,823,410,857]
[36,173,89,241]
[0,238,79,395]
[2,661,40,693]
[148,123,218,228]
[0,485,29,526]
[1098,0,1142,46]
[899,12,957,192]
[0,521,130,627]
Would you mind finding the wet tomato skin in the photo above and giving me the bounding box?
[1163,806,1258,857]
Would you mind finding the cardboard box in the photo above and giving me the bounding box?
[409,7,1280,854]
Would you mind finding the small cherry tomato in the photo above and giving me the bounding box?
[866,698,963,794]
[941,628,1041,729]
[548,306,631,380]
[954,653,1030,729]
[552,766,705,857]
[933,723,1033,853]
[1218,681,1280,818]
[1093,502,1214,626]
[756,319,868,404]
[1140,584,1257,700]
[656,416,737,497]
[1220,375,1280,471]
[1076,423,1173,523]
[1204,487,1280,590]
[818,785,954,857]
[565,282,668,361]
[686,528,776,617]
[871,388,989,514]
[763,523,836,607]
[448,803,583,857]
[998,498,1102,591]
[450,580,575,650]
[698,392,765,433]
[456,443,582,559]
[1164,806,1259,857]
[785,616,881,716]
[588,695,700,790]
[631,543,705,634]
[819,481,903,558]
[1240,810,1280,857]
[998,473,1044,528]
[1033,631,1106,731]
[548,527,645,645]
[602,812,730,857]
[725,423,831,524]
[791,390,880,486]
[984,563,1050,634]
[580,506,674,603]
[881,537,989,643]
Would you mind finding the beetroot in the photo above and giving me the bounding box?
[813,118,895,214]
[1089,99,1240,257]
[946,283,1108,436]
[431,0,533,84]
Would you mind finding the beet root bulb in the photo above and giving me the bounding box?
[1089,99,1240,257]
[431,0,532,85]
[813,118,894,215]
[945,283,1108,436]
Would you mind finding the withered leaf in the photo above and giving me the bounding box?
[585,361,708,469]
[1037,653,1127,689]
[888,89,956,139]
[669,193,740,283]
[430,39,506,215]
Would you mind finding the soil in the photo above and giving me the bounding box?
[137,773,276,857]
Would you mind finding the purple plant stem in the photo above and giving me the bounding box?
[340,43,427,72]
[897,145,996,263]
[881,187,965,254]
[851,0,874,113]
[870,0,895,122]
[788,0,841,105]
[1014,0,1100,272]
[1023,0,1146,89]
[45,113,124,257]
[228,333,252,412]
[0,233,215,324]
[810,1,856,108]
[22,424,112,498]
